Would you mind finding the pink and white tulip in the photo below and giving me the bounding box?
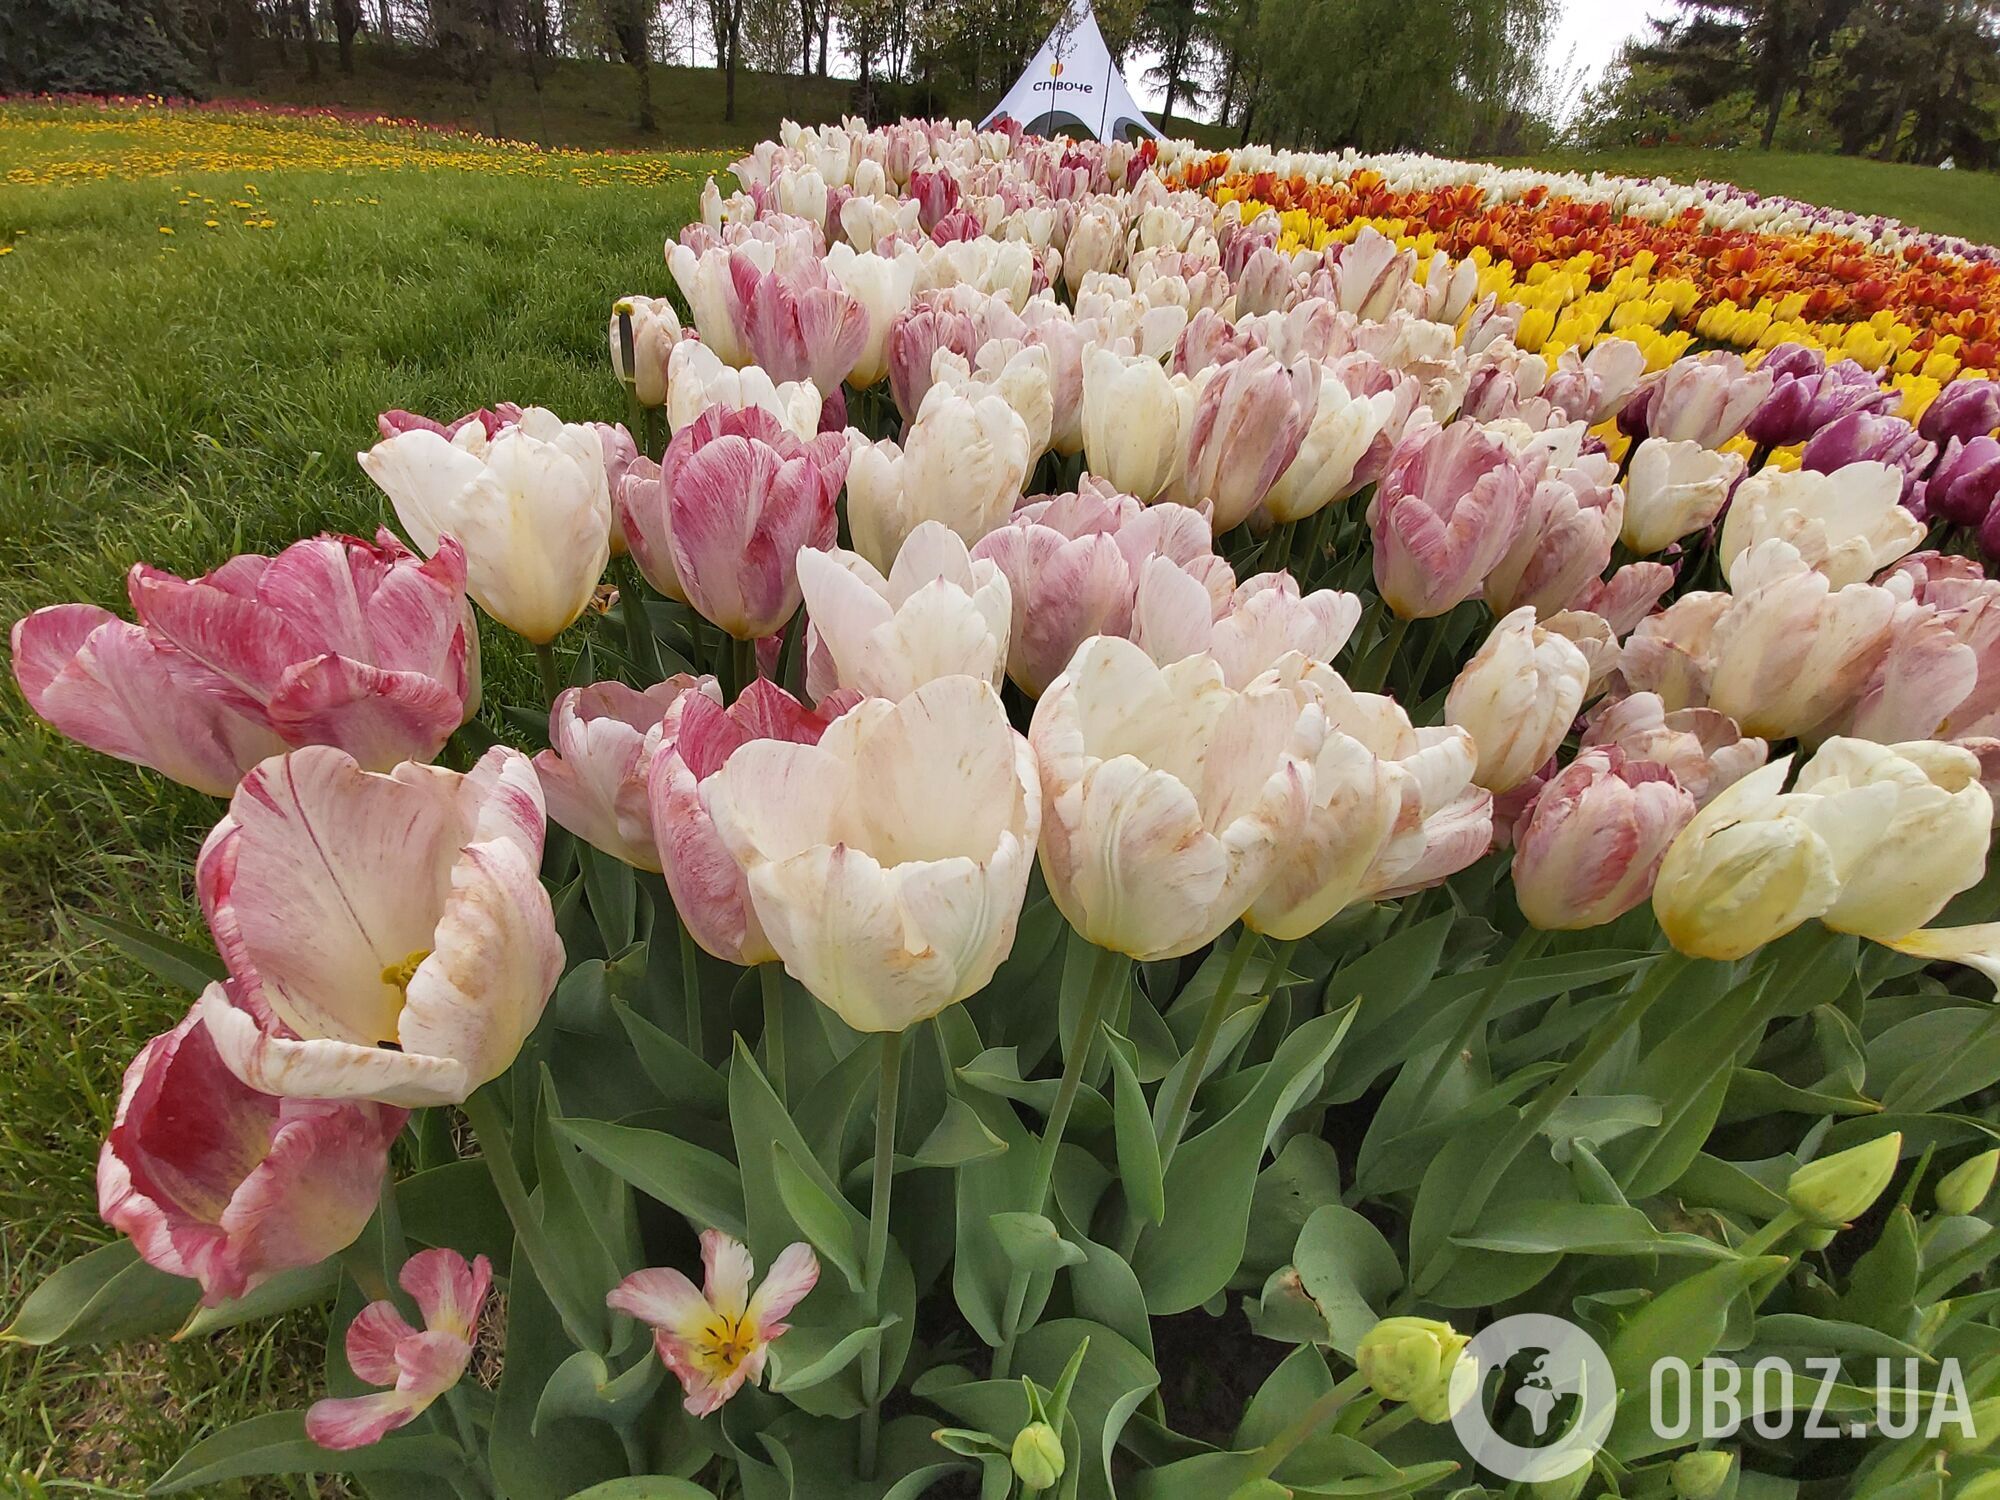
[1511,747,1698,930]
[98,1006,404,1305]
[703,675,1040,1031]
[1081,347,1190,504]
[620,406,849,640]
[1169,350,1320,532]
[609,295,690,407]
[731,256,871,392]
[1132,568,1360,687]
[359,406,613,645]
[666,340,824,443]
[846,385,1031,571]
[609,1231,818,1417]
[1248,662,1488,938]
[1368,421,1540,620]
[1447,608,1591,793]
[1580,693,1768,807]
[306,1248,490,1449]
[1030,636,1323,962]
[533,677,715,872]
[12,530,477,794]
[1719,464,1924,589]
[798,523,1011,700]
[649,679,856,966]
[196,745,562,1107]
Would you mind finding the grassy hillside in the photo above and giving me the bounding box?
[1520,145,2000,248]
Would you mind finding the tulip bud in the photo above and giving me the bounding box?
[1670,1450,1734,1500]
[1937,1149,2000,1216]
[1785,1133,1903,1228]
[1355,1317,1474,1424]
[1512,748,1697,931]
[1011,1423,1065,1491]
[1531,1466,1592,1500]
[1944,1397,2000,1456]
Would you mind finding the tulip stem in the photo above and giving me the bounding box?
[532,642,562,705]
[1153,933,1262,1171]
[678,915,704,1059]
[1735,1207,1804,1260]
[1361,614,1410,694]
[1414,949,1693,1294]
[1404,926,1548,1125]
[760,962,787,1101]
[461,1085,605,1354]
[858,1027,905,1480]
[728,635,756,701]
[1025,944,1130,1219]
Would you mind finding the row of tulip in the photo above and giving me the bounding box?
[11,115,2000,1499]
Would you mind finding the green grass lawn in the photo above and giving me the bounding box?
[1519,146,2000,248]
[0,155,712,1489]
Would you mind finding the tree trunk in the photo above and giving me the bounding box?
[724,2,739,121]
[634,48,654,129]
[1759,78,1782,150]
[799,0,813,73]
[333,0,357,71]
[377,0,391,43]
[817,0,829,74]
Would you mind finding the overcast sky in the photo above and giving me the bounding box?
[1127,0,1666,115]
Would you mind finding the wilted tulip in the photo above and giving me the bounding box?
[1580,693,1767,807]
[665,339,824,442]
[1369,421,1539,619]
[1790,737,1992,941]
[823,242,920,387]
[1653,757,1841,960]
[197,745,562,1106]
[1920,379,2000,448]
[609,295,689,407]
[98,1006,404,1305]
[1633,353,1773,450]
[1081,347,1189,503]
[1786,1133,1903,1228]
[1621,439,1745,556]
[1132,566,1359,687]
[626,406,849,640]
[703,675,1040,1031]
[1248,662,1487,938]
[306,1249,490,1449]
[1512,747,1697,930]
[533,677,713,872]
[1031,636,1321,962]
[1355,1317,1475,1424]
[1169,350,1319,532]
[649,680,855,966]
[1447,608,1590,793]
[360,406,613,645]
[12,531,477,794]
[798,523,1011,699]
[1719,464,1924,589]
[609,1231,818,1418]
[847,384,1031,571]
[1922,436,2000,528]
[1705,541,1900,741]
[1744,345,1895,450]
[1800,412,1937,500]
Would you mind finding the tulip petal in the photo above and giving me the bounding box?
[200,982,471,1107]
[306,1390,421,1450]
[701,1229,756,1320]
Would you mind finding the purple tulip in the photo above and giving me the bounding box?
[1801,411,1938,501]
[1924,436,2000,528]
[1744,344,1896,449]
[1919,380,2000,449]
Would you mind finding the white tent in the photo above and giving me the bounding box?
[979,3,1162,142]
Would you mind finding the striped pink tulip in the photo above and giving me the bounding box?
[12,530,477,795]
[307,1249,490,1448]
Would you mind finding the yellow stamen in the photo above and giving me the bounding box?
[697,1313,759,1378]
[380,950,432,993]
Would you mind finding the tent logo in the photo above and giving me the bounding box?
[1048,60,1063,77]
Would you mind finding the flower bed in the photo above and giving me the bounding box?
[11,116,2000,1498]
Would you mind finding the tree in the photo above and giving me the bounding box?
[1633,0,1859,151]
[1,0,198,91]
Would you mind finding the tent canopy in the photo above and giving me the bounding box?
[979,4,1162,142]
